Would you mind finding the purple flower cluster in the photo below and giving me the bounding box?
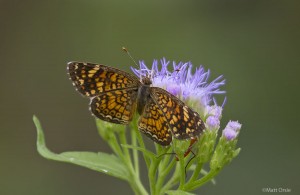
[131,58,226,110]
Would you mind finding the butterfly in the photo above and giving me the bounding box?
[67,62,205,146]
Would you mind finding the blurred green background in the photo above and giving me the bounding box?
[1,0,299,194]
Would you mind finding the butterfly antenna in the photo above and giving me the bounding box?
[122,47,140,69]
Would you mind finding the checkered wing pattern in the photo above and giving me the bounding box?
[90,89,138,124]
[68,61,205,146]
[150,87,205,139]
[68,62,139,97]
[138,98,172,146]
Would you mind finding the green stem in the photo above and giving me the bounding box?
[118,126,148,195]
[187,162,203,184]
[128,174,149,195]
[96,120,124,160]
[156,158,176,193]
[161,163,181,192]
[183,168,220,191]
[178,156,186,189]
[119,127,132,163]
[148,144,170,195]
[131,125,139,175]
[131,115,150,168]
[153,146,173,194]
[106,133,124,160]
[148,158,160,195]
[157,146,172,174]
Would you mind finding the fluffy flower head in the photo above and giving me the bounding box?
[131,58,226,117]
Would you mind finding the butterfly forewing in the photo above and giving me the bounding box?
[90,89,138,124]
[150,87,205,139]
[68,62,139,97]
[138,98,172,146]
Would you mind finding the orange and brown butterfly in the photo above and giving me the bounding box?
[67,61,205,146]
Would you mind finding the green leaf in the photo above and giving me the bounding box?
[33,115,129,181]
[166,190,196,195]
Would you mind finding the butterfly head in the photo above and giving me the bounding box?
[141,76,152,85]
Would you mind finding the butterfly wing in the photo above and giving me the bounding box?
[138,98,172,146]
[150,87,205,139]
[68,62,139,97]
[90,89,137,124]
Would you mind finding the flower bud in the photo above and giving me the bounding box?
[206,116,220,131]
[222,121,242,140]
[210,120,242,170]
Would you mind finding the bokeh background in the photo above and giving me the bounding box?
[1,0,299,194]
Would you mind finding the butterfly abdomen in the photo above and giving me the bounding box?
[137,84,151,115]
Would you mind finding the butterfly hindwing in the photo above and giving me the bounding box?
[138,98,172,146]
[90,89,138,124]
[150,87,205,139]
[68,62,139,97]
